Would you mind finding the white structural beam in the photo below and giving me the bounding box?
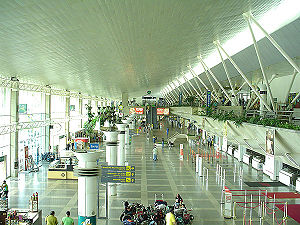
[198,56,234,104]
[215,42,238,104]
[170,87,180,100]
[237,82,247,92]
[183,76,205,101]
[215,41,273,112]
[0,76,100,101]
[245,16,276,112]
[162,90,174,104]
[285,70,298,103]
[181,73,194,95]
[188,67,218,101]
[193,76,205,97]
[197,59,219,100]
[245,13,300,105]
[177,79,190,97]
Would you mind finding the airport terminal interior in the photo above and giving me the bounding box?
[1,1,300,225]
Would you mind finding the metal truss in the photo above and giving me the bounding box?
[0,76,101,101]
[0,116,87,135]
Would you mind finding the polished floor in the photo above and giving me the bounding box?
[6,123,300,225]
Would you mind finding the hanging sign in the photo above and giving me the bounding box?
[157,108,170,115]
[130,107,144,114]
[206,91,211,107]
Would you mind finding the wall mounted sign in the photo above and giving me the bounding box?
[19,104,27,114]
[157,108,169,115]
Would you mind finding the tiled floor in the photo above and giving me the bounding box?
[6,123,300,224]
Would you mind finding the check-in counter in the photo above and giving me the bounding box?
[279,169,293,186]
[48,163,77,180]
[243,153,251,165]
[252,157,263,171]
[296,177,300,192]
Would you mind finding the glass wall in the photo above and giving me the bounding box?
[18,91,45,168]
[0,87,10,179]
[50,95,66,152]
[70,97,81,134]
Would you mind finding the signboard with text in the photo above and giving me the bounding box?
[101,165,136,183]
[157,108,170,115]
[130,107,144,115]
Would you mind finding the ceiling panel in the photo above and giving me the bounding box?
[0,0,291,98]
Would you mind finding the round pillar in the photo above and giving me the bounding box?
[116,123,126,166]
[258,83,267,116]
[75,152,101,225]
[103,131,118,196]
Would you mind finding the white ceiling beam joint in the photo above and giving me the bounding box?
[198,56,234,104]
[244,15,276,112]
[245,12,300,105]
[214,42,238,104]
[215,41,273,112]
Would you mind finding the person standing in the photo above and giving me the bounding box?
[165,207,177,225]
[45,211,58,225]
[62,211,74,225]
[153,145,158,161]
[2,180,8,198]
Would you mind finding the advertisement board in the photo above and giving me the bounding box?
[157,108,169,115]
[129,107,144,115]
[263,129,275,179]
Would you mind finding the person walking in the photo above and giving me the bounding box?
[1,180,8,198]
[166,128,169,139]
[71,139,74,150]
[153,145,158,161]
[62,211,74,225]
[45,211,58,225]
[165,206,177,225]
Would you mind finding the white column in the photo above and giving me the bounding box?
[79,95,83,129]
[122,119,130,145]
[104,131,118,196]
[45,92,51,153]
[258,83,267,116]
[65,93,70,144]
[76,152,101,225]
[10,80,19,177]
[122,92,129,116]
[116,123,126,166]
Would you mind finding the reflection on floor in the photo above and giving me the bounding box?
[6,124,300,225]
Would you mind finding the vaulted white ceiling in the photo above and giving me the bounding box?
[0,0,298,99]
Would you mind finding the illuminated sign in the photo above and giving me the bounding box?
[130,107,144,114]
[157,108,169,115]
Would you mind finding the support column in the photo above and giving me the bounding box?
[10,79,19,177]
[65,93,70,144]
[104,131,118,196]
[76,152,101,225]
[258,83,267,116]
[116,123,126,166]
[79,95,83,129]
[45,91,51,153]
[122,92,129,116]
[122,119,130,146]
[237,145,246,162]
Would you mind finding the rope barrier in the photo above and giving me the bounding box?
[236,203,261,209]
